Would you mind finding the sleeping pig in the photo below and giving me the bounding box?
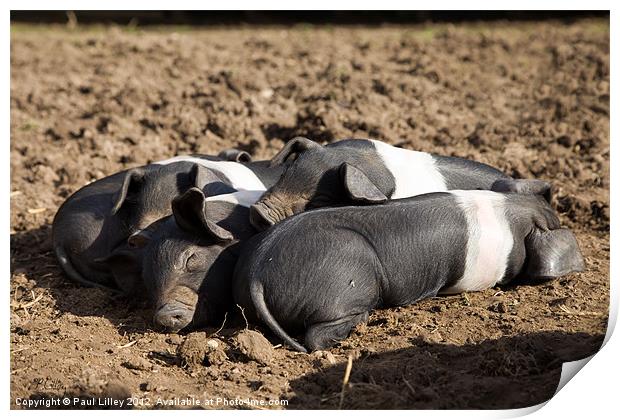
[233,179,585,352]
[250,137,511,230]
[52,149,276,294]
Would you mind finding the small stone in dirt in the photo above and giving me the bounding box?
[233,330,274,365]
[140,382,153,392]
[556,135,574,147]
[206,339,219,350]
[260,88,274,99]
[121,357,152,372]
[177,332,208,367]
[204,338,228,366]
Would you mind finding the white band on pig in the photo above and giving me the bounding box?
[154,156,266,191]
[204,190,264,208]
[369,139,447,198]
[441,190,514,294]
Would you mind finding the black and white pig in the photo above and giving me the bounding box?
[250,137,511,230]
[234,180,585,352]
[139,188,260,332]
[52,149,279,295]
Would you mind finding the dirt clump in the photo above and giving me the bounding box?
[177,333,229,369]
[233,330,275,365]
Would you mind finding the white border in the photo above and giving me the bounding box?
[4,3,616,419]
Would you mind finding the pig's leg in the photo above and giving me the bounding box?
[304,312,369,351]
[524,228,585,280]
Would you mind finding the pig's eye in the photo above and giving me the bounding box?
[186,253,202,272]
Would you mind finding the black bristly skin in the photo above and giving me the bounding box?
[53,161,221,295]
[234,191,584,353]
[250,137,510,231]
[52,150,283,295]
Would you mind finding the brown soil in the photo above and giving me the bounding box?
[10,19,609,410]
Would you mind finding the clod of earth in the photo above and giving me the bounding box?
[121,357,153,372]
[177,332,229,368]
[233,330,274,365]
[177,332,209,367]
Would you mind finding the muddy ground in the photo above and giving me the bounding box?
[10,19,609,409]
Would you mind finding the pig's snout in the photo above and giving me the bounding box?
[250,203,276,231]
[153,302,195,332]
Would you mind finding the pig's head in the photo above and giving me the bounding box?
[250,137,391,230]
[102,162,234,294]
[143,188,254,332]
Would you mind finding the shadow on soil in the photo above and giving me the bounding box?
[286,331,604,409]
[10,225,154,336]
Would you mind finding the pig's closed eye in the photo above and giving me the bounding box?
[186,253,202,272]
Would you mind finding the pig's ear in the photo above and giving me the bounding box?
[340,163,388,204]
[234,151,252,163]
[172,187,234,241]
[188,163,212,189]
[491,179,553,204]
[218,148,252,163]
[269,137,321,167]
[111,168,146,215]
